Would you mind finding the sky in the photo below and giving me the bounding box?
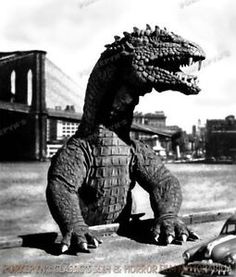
[0,0,235,132]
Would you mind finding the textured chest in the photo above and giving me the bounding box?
[82,129,133,224]
[89,135,132,198]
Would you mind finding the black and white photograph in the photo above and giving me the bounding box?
[0,0,236,276]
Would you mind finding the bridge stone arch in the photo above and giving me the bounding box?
[27,69,33,106]
[10,70,16,101]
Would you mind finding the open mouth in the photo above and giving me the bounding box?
[146,55,205,93]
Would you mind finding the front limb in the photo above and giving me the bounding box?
[131,140,198,244]
[46,138,101,254]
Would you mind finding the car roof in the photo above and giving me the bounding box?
[225,214,236,224]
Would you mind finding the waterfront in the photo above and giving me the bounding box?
[0,162,236,237]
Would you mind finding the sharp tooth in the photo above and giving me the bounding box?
[198,60,202,71]
[189,57,193,66]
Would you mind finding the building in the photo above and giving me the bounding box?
[47,106,79,140]
[133,111,166,128]
[46,119,80,158]
[189,120,206,158]
[46,143,62,158]
[47,121,81,158]
[132,111,182,158]
[133,111,168,141]
[59,121,79,139]
[46,104,82,157]
[206,115,236,162]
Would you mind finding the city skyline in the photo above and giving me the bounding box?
[0,0,235,132]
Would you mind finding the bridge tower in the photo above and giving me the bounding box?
[0,51,47,160]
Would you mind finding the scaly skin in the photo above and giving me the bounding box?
[46,25,205,254]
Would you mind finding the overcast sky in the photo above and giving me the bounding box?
[1,0,235,132]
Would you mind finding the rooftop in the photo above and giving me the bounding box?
[134,111,166,119]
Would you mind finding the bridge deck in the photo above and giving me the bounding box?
[0,100,30,114]
[0,100,82,121]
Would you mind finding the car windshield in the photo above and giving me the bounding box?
[221,223,236,235]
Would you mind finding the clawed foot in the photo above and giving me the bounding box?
[151,215,199,245]
[60,232,102,254]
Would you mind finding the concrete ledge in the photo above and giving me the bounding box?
[0,236,23,249]
[90,208,236,236]
[181,208,236,225]
[1,208,236,250]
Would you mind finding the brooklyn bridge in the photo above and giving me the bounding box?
[0,50,85,160]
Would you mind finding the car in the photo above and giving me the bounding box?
[183,214,236,271]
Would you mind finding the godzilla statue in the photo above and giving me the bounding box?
[46,25,206,254]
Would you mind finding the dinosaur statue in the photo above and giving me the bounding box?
[46,24,206,254]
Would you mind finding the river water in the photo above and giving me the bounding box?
[0,162,236,236]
